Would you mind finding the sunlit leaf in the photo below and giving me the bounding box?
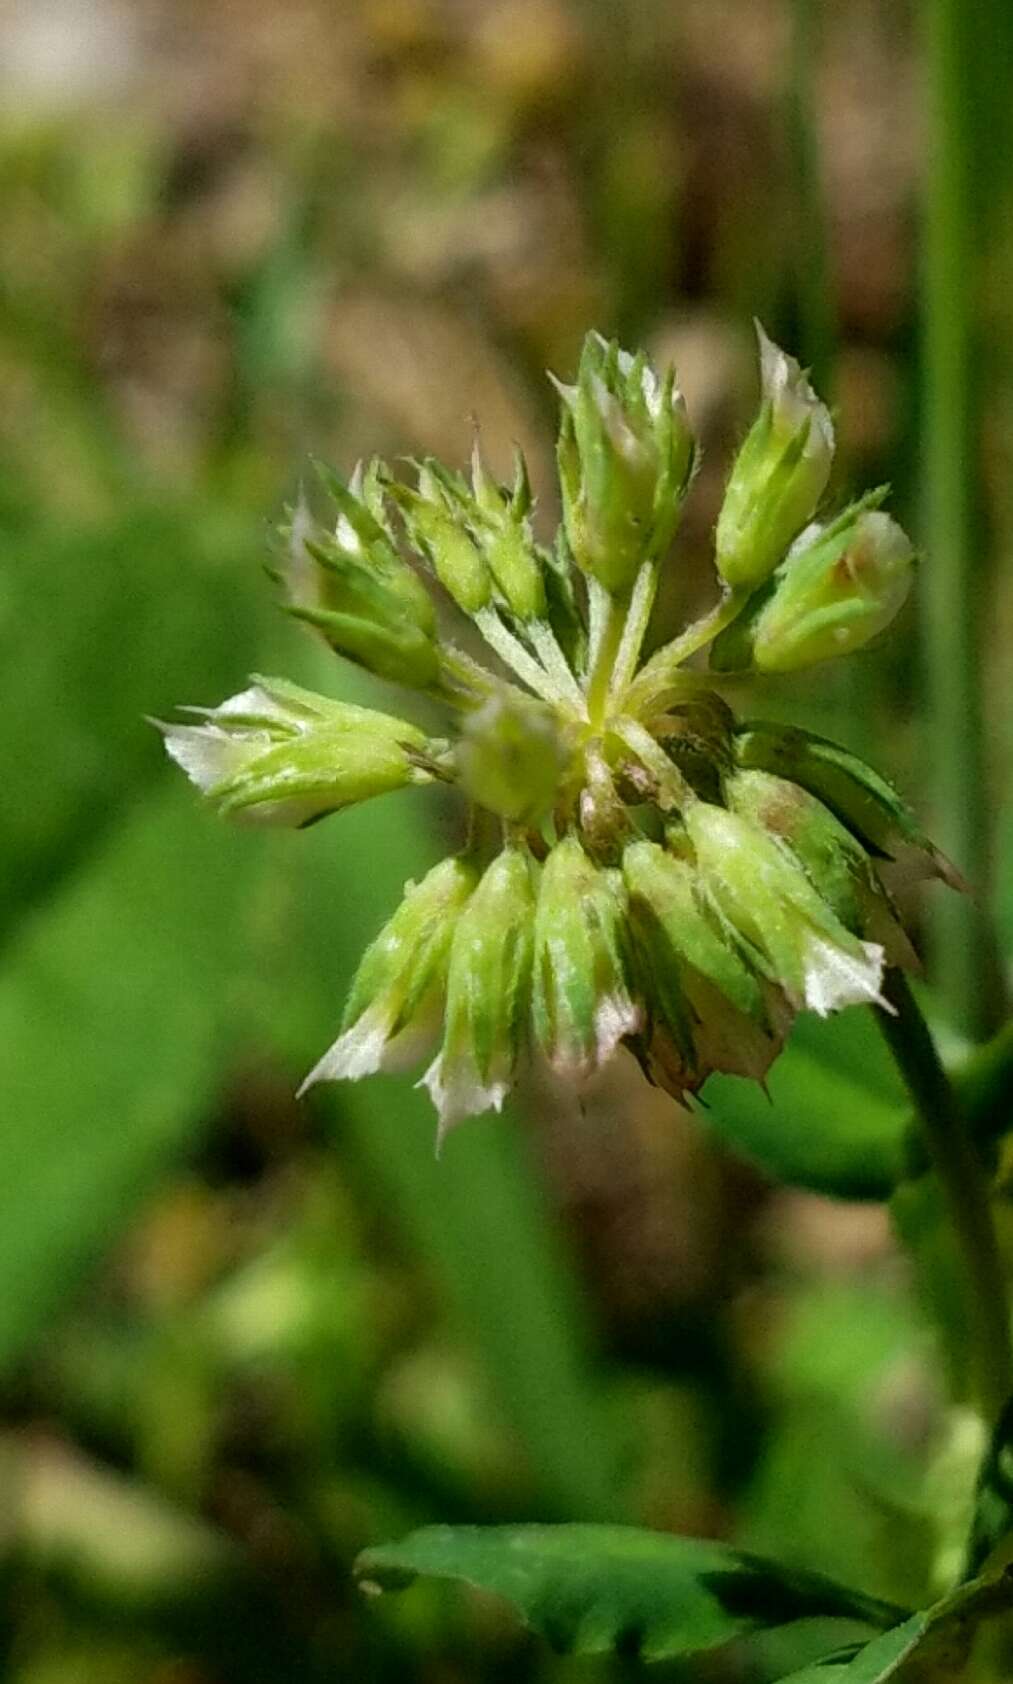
[355,1524,904,1663]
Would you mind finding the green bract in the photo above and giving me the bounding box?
[160,327,955,1136]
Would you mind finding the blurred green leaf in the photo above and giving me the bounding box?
[778,1567,1013,1681]
[700,1010,909,1200]
[355,1523,903,1663]
[0,503,265,941]
[0,782,262,1371]
[740,1280,936,1612]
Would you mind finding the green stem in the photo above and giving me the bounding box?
[922,0,997,1038]
[585,588,629,727]
[876,971,1011,1423]
[786,0,835,397]
[624,589,746,715]
[607,560,659,710]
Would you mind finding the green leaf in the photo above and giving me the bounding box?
[0,782,262,1371]
[700,1010,909,1200]
[778,1567,1013,1681]
[354,1524,904,1663]
[0,502,265,942]
[699,1008,1013,1201]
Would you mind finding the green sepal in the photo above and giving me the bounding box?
[211,728,425,825]
[723,767,917,968]
[423,846,536,1135]
[390,467,492,614]
[715,325,835,591]
[532,834,639,1078]
[732,723,965,888]
[286,602,440,691]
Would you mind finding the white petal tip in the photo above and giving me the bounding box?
[297,1010,392,1095]
[420,1055,509,1137]
[803,937,886,1016]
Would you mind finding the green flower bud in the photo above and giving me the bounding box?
[724,767,917,970]
[422,846,536,1137]
[468,445,546,620]
[158,677,436,826]
[749,506,915,672]
[624,840,783,1091]
[554,331,694,595]
[731,722,965,889]
[280,490,440,691]
[715,324,834,591]
[685,801,888,1016]
[300,855,479,1091]
[532,834,640,1078]
[456,692,573,826]
[316,461,437,631]
[390,463,492,614]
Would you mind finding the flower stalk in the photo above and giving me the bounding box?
[876,971,1012,1425]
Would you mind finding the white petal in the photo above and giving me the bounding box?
[802,934,887,1016]
[420,1052,509,1144]
[592,991,642,1067]
[376,991,443,1073]
[335,512,363,555]
[297,1002,394,1094]
[158,723,256,791]
[209,684,303,729]
[285,492,322,608]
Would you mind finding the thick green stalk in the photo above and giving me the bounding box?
[921,0,995,1037]
[786,0,834,397]
[876,972,1011,1424]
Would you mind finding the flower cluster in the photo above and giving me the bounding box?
[160,327,958,1140]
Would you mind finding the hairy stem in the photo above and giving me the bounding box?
[876,971,1011,1423]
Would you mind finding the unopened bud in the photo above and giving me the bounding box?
[300,855,479,1090]
[624,840,781,1089]
[391,464,492,614]
[724,767,917,969]
[423,846,536,1137]
[456,692,573,826]
[554,331,694,595]
[715,324,834,591]
[685,801,887,1017]
[279,482,440,690]
[532,834,640,1077]
[158,677,434,827]
[749,506,915,672]
[467,446,546,620]
[732,722,965,890]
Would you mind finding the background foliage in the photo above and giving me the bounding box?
[1,1,1012,1678]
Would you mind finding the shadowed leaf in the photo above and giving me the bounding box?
[355,1524,904,1663]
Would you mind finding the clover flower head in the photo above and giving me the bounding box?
[160,329,956,1138]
